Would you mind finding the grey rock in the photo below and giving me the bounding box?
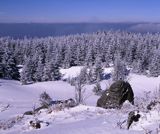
[29,120,41,129]
[97,80,134,109]
[23,111,34,115]
[127,110,141,129]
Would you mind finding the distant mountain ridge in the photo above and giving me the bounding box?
[0,23,160,38]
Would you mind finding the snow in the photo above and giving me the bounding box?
[0,105,143,134]
[129,74,160,97]
[103,67,113,74]
[60,66,84,80]
[0,66,160,134]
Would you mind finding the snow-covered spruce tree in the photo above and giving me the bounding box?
[75,45,85,66]
[45,43,54,64]
[39,91,52,106]
[85,45,94,66]
[42,60,61,81]
[63,46,72,68]
[31,43,46,82]
[20,57,34,84]
[48,59,61,81]
[132,59,144,74]
[4,57,20,80]
[149,49,160,77]
[13,40,26,65]
[125,40,136,66]
[42,63,51,81]
[0,42,5,78]
[0,43,4,66]
[112,54,127,81]
[70,44,78,66]
[90,56,103,83]
[2,43,20,80]
[42,45,53,81]
[51,63,61,81]
[34,56,44,82]
[0,63,4,78]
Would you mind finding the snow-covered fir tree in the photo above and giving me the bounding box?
[149,49,160,77]
[20,57,34,84]
[50,62,61,81]
[112,53,127,81]
[34,55,44,82]
[90,56,103,83]
[2,42,19,80]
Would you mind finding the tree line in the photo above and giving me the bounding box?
[0,31,160,84]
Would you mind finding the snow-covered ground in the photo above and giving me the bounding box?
[0,66,160,134]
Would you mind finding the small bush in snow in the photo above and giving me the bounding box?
[39,91,52,107]
[48,103,64,113]
[134,87,160,112]
[47,98,77,113]
[92,82,103,96]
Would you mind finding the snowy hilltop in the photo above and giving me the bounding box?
[0,31,160,133]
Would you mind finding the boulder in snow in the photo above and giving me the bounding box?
[97,80,134,109]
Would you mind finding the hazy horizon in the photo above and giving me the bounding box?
[1,23,160,38]
[2,21,160,24]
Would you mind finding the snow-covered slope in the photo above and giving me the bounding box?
[0,67,160,134]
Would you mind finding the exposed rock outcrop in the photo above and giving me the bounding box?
[97,80,134,109]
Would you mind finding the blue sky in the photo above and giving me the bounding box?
[0,0,160,23]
